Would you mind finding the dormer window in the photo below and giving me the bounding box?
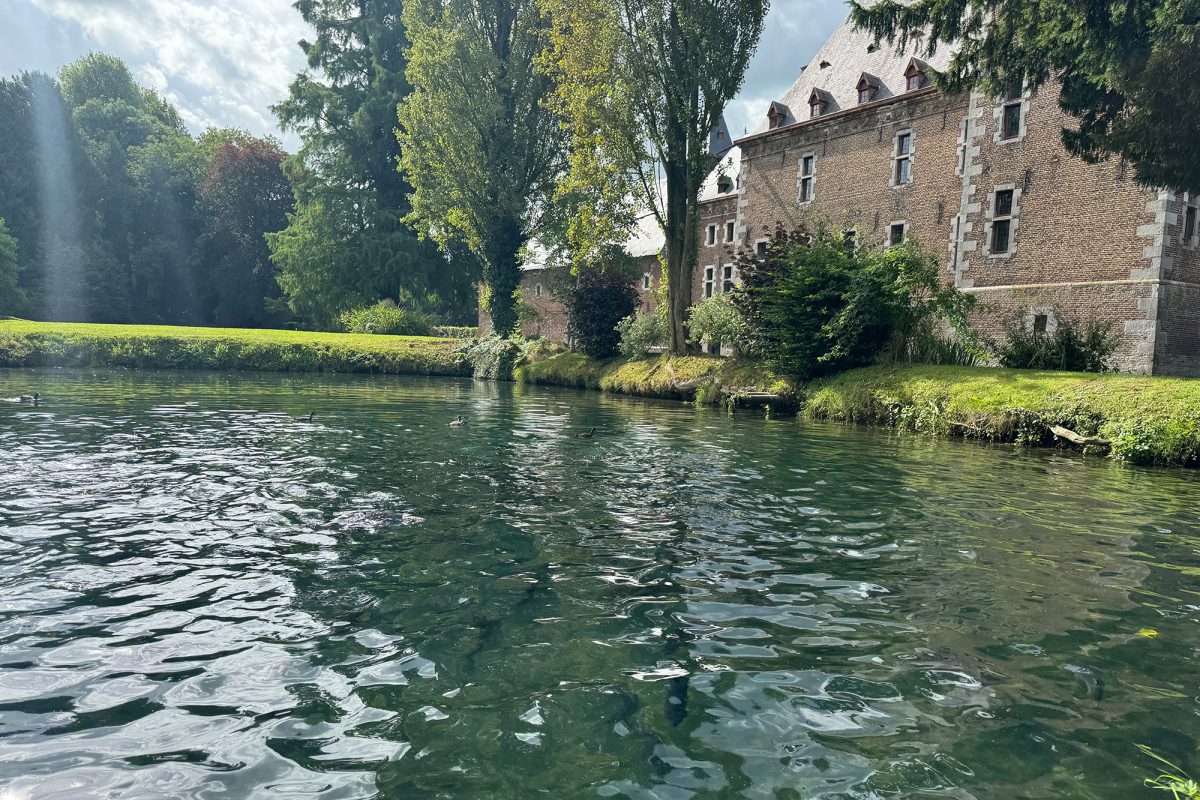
[856,73,880,105]
[767,101,790,130]
[904,58,927,92]
[717,176,733,194]
[819,60,831,69]
[808,89,832,119]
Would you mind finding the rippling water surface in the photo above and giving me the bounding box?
[1,368,1199,799]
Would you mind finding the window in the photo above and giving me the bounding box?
[1001,102,1022,140]
[1184,204,1197,245]
[907,74,921,91]
[722,265,734,294]
[810,100,825,118]
[704,266,715,298]
[717,176,733,194]
[755,240,768,259]
[859,88,872,104]
[843,229,857,254]
[799,154,814,203]
[894,132,912,185]
[1033,313,1049,334]
[706,224,716,246]
[642,273,652,291]
[957,117,969,174]
[534,283,542,298]
[725,220,735,242]
[889,223,905,247]
[991,188,1014,254]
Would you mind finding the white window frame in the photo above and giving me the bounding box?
[892,130,914,187]
[985,183,1021,258]
[754,238,770,260]
[642,272,652,291]
[887,221,907,248]
[720,264,735,294]
[725,219,735,242]
[705,224,717,246]
[703,265,715,298]
[844,228,858,254]
[798,152,816,205]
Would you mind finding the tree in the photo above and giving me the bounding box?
[272,0,465,329]
[540,0,769,353]
[398,0,566,336]
[0,219,24,316]
[198,131,294,327]
[850,0,1200,194]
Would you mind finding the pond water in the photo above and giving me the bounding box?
[1,368,1198,800]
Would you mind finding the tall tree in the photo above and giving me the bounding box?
[850,0,1200,194]
[398,0,566,336]
[198,130,294,327]
[540,0,768,353]
[273,0,463,328]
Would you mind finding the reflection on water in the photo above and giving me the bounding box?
[0,368,1198,799]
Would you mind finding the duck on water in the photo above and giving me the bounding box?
[5,392,39,406]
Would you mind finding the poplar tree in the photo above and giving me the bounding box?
[850,0,1200,194]
[540,0,769,353]
[397,0,565,336]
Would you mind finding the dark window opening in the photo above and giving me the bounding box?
[995,188,1014,216]
[889,223,905,247]
[991,219,1011,254]
[534,283,542,298]
[1001,102,1022,140]
[756,241,768,259]
[859,88,873,104]
[722,265,734,294]
[844,229,857,254]
[799,155,814,202]
[706,225,716,246]
[1033,314,1049,334]
[1185,205,1197,243]
[726,221,735,241]
[642,273,651,291]
[894,133,912,185]
[907,74,921,91]
[704,266,714,298]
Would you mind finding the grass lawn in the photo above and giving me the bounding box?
[0,320,469,376]
[806,364,1200,466]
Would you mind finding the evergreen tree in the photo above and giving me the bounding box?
[0,218,24,316]
[272,0,464,329]
[398,0,566,336]
[850,0,1200,194]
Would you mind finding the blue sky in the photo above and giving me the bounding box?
[0,0,847,152]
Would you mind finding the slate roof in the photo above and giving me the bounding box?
[753,16,956,134]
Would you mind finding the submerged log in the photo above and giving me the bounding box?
[1050,425,1111,448]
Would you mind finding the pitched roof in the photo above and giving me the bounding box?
[753,16,956,133]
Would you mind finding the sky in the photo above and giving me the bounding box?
[0,0,848,152]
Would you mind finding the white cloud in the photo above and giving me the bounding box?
[24,0,310,144]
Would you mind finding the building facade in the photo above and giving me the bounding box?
[481,18,1200,375]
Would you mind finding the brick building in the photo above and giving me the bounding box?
[482,17,1200,375]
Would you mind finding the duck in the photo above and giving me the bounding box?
[450,415,466,428]
[299,411,314,422]
[576,427,596,439]
[19,393,39,406]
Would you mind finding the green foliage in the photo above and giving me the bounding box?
[433,325,479,339]
[994,313,1119,372]
[686,295,749,353]
[271,0,473,329]
[564,267,639,358]
[1139,745,1200,800]
[0,320,466,376]
[850,0,1200,195]
[398,0,565,336]
[616,310,669,357]
[0,218,24,316]
[339,300,434,336]
[458,333,533,380]
[734,226,977,379]
[539,0,769,351]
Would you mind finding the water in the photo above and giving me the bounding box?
[1,368,1198,800]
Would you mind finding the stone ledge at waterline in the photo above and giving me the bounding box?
[519,354,1200,467]
[0,320,471,376]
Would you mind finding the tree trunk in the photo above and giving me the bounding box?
[664,161,694,354]
[484,214,524,337]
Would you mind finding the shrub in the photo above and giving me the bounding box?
[433,325,479,339]
[564,267,639,359]
[994,312,1119,371]
[459,334,524,380]
[616,310,668,357]
[686,295,751,355]
[733,225,976,378]
[340,300,434,337]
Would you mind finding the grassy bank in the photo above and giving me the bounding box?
[0,320,469,376]
[516,352,799,410]
[806,364,1200,466]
